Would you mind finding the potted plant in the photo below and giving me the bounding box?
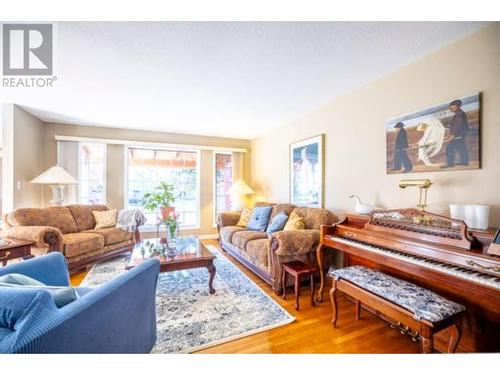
[142,182,176,219]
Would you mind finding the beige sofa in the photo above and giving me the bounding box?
[2,204,140,272]
[217,203,338,292]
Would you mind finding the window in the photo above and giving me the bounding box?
[78,142,106,204]
[126,147,200,228]
[214,153,233,221]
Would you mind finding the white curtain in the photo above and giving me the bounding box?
[232,151,243,182]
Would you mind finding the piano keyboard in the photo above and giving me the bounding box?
[330,236,500,290]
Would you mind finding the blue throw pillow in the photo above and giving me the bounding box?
[0,273,84,308]
[247,206,273,232]
[266,211,289,236]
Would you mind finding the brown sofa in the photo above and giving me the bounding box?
[2,204,140,272]
[217,203,338,292]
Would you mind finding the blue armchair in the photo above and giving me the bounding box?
[0,252,160,353]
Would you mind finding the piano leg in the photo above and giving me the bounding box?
[329,280,338,328]
[420,325,434,354]
[447,320,461,353]
[316,243,326,302]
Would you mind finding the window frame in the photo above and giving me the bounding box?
[213,151,233,227]
[124,145,201,232]
[77,142,107,205]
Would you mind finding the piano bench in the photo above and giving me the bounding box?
[328,266,466,353]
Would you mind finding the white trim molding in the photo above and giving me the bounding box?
[198,234,219,240]
[55,135,247,153]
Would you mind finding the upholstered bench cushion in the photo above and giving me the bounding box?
[328,266,465,323]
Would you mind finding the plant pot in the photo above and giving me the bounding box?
[160,206,175,219]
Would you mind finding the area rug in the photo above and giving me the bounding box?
[81,245,295,353]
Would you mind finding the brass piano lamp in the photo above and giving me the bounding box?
[399,179,432,211]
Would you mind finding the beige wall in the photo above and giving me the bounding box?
[251,23,500,227]
[1,104,44,213]
[42,122,251,236]
[1,104,14,214]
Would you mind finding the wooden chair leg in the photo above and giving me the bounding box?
[329,280,338,327]
[281,269,287,300]
[294,274,300,310]
[310,273,316,307]
[420,325,434,354]
[447,321,461,353]
[355,300,361,320]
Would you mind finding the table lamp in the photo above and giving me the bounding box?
[399,179,432,211]
[31,165,78,206]
[227,180,255,211]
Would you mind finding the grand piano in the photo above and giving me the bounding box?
[316,208,500,352]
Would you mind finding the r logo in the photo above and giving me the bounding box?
[2,24,53,75]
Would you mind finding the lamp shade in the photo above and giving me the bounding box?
[30,166,78,185]
[227,180,254,196]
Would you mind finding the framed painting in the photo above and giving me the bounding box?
[289,134,324,208]
[386,93,481,174]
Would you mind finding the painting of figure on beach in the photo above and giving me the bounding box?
[290,134,324,208]
[386,93,480,174]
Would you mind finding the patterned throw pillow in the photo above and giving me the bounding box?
[266,211,289,236]
[283,211,306,231]
[236,208,252,227]
[93,209,117,229]
[247,206,273,232]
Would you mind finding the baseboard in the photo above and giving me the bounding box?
[198,234,219,240]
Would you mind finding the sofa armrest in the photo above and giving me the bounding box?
[217,211,241,228]
[3,225,63,252]
[0,252,70,286]
[270,229,320,256]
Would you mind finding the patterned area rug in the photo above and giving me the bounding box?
[81,245,295,353]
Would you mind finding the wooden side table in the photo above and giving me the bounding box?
[281,261,316,310]
[0,238,34,266]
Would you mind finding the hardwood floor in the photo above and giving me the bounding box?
[70,239,420,354]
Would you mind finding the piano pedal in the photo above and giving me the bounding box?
[400,325,410,335]
[410,332,420,342]
[390,322,403,329]
[390,323,419,342]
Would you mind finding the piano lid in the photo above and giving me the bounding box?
[365,208,472,250]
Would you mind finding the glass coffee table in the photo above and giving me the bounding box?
[127,236,216,294]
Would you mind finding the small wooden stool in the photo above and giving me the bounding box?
[281,261,316,310]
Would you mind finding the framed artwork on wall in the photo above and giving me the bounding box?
[289,134,324,208]
[386,93,481,174]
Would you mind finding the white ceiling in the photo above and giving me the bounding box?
[1,22,489,139]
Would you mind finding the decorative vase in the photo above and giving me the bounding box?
[450,204,490,230]
[466,205,490,230]
[449,204,466,222]
[165,224,179,256]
